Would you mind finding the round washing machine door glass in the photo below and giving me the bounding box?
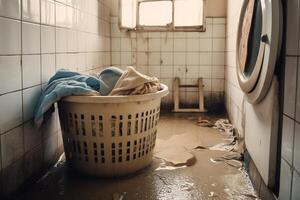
[236,0,282,104]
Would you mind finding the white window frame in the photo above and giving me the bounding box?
[119,0,207,32]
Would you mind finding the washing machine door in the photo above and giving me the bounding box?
[236,0,282,104]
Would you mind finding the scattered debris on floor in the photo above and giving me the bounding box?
[210,152,243,169]
[155,117,245,170]
[208,191,218,197]
[154,132,202,166]
[214,119,234,135]
[154,160,187,171]
[197,119,214,127]
[112,192,127,200]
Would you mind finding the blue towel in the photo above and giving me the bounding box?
[97,66,124,95]
[34,67,123,126]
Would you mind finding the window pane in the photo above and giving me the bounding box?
[139,1,172,26]
[174,0,203,27]
[121,0,136,28]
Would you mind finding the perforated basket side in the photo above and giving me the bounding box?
[58,98,161,177]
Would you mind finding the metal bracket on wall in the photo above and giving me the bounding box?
[173,77,207,113]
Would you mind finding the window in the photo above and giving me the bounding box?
[120,0,205,31]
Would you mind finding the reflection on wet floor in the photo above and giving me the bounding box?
[14,113,259,200]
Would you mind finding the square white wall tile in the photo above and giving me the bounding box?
[121,38,131,51]
[186,66,199,78]
[41,25,55,53]
[137,38,148,52]
[294,122,300,173]
[292,170,300,200]
[41,54,55,83]
[67,29,78,52]
[1,126,24,168]
[22,55,41,88]
[23,85,41,121]
[0,91,22,133]
[55,1,67,27]
[148,52,160,66]
[174,32,186,38]
[148,66,160,78]
[23,121,41,153]
[213,18,226,24]
[0,17,21,55]
[187,38,200,52]
[286,0,299,55]
[41,0,55,25]
[212,66,225,78]
[161,38,173,52]
[187,53,199,65]
[282,115,295,164]
[22,0,40,23]
[161,52,173,66]
[186,32,200,38]
[0,56,22,94]
[279,159,292,200]
[22,22,40,54]
[137,52,148,65]
[111,37,121,51]
[149,38,161,52]
[56,28,67,53]
[284,57,297,118]
[161,66,173,78]
[120,52,132,66]
[174,38,186,52]
[199,66,211,78]
[173,52,186,65]
[213,24,226,38]
[111,52,121,65]
[199,38,212,52]
[174,66,186,79]
[213,38,226,52]
[200,52,212,65]
[0,0,21,20]
[212,52,225,66]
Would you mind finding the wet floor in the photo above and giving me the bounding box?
[14,113,258,200]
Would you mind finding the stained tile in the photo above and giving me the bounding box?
[282,115,295,164]
[279,159,292,200]
[1,126,24,168]
[284,57,297,118]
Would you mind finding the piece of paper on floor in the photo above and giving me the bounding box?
[154,138,196,166]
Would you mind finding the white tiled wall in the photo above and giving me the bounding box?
[110,17,226,109]
[279,0,300,199]
[0,0,111,196]
[225,0,244,136]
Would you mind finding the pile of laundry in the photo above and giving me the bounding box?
[34,66,162,126]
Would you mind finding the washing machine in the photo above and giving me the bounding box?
[236,0,282,187]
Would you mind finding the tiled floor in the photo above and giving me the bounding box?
[13,113,257,200]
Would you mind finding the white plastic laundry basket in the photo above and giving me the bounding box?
[57,84,168,177]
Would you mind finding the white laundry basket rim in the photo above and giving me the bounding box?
[61,84,169,104]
